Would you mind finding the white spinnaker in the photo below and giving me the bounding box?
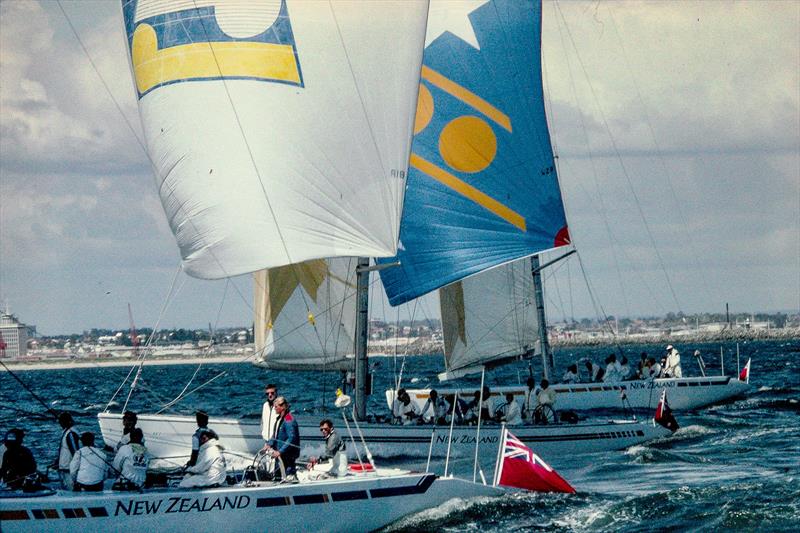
[440,258,538,377]
[254,258,356,370]
[128,1,428,278]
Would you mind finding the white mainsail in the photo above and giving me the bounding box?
[254,258,356,370]
[123,0,428,279]
[440,258,538,379]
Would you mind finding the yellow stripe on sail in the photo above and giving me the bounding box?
[410,154,526,231]
[132,24,300,94]
[421,66,512,132]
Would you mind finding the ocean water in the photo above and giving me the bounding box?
[2,339,798,531]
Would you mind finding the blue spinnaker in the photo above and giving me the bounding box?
[378,0,570,306]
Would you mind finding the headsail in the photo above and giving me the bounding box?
[254,258,356,370]
[440,257,537,379]
[122,0,428,279]
[378,0,570,305]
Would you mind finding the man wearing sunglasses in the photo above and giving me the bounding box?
[259,384,279,454]
[310,419,347,476]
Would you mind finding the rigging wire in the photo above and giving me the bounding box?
[605,6,717,306]
[547,3,634,317]
[553,1,683,314]
[121,265,184,411]
[0,360,59,420]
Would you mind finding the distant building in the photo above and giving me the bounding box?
[0,312,28,358]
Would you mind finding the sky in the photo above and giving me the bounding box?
[0,0,798,335]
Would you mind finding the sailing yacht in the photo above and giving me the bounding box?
[15,0,514,529]
[380,0,753,413]
[99,0,673,466]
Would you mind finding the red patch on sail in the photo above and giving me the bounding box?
[554,226,571,247]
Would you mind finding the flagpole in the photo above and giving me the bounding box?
[493,424,506,487]
[473,367,486,483]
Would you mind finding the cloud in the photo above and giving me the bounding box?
[0,0,797,333]
[0,1,143,176]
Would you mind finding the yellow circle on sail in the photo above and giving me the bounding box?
[414,84,434,135]
[439,116,496,173]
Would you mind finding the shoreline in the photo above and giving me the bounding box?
[0,355,251,372]
[3,330,798,371]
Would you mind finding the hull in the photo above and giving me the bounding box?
[399,376,752,413]
[0,472,502,533]
[98,412,670,467]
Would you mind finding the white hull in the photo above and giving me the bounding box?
[0,472,502,533]
[399,376,751,413]
[98,412,670,467]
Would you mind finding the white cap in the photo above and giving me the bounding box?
[666,345,673,351]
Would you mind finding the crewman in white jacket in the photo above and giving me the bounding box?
[179,429,227,488]
[664,345,683,378]
[260,384,279,452]
[69,432,107,492]
[56,412,80,490]
[112,428,149,490]
[498,393,522,425]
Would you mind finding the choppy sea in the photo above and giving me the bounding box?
[2,339,798,531]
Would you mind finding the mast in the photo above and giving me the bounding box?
[530,250,576,381]
[354,257,370,421]
[531,254,553,380]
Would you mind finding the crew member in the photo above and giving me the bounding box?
[420,389,448,424]
[69,432,107,492]
[647,357,662,379]
[187,410,210,467]
[664,345,683,378]
[112,428,149,490]
[497,393,522,426]
[562,364,579,384]
[585,360,603,382]
[523,377,541,419]
[534,379,557,424]
[0,429,37,490]
[259,384,280,452]
[603,354,622,383]
[479,386,497,421]
[636,352,649,379]
[619,356,631,380]
[310,419,346,476]
[266,396,300,480]
[394,390,420,425]
[179,428,227,488]
[115,411,141,452]
[55,412,80,490]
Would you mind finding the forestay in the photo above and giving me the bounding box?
[440,257,537,379]
[122,0,428,278]
[378,0,570,305]
[253,258,356,370]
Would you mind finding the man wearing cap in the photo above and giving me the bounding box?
[664,345,683,378]
[0,429,37,490]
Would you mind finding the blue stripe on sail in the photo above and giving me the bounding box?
[379,0,569,306]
